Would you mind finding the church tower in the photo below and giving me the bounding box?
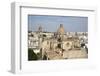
[57,24,65,35]
[57,24,65,40]
[38,25,42,32]
[57,24,65,49]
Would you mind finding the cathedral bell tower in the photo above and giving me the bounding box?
[57,24,65,49]
[57,24,65,40]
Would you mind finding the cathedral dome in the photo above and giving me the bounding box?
[57,24,65,35]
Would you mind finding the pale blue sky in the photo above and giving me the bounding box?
[28,15,88,32]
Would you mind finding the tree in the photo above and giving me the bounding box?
[28,48,38,60]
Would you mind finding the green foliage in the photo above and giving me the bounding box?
[28,48,38,60]
[28,48,42,60]
[37,53,42,60]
